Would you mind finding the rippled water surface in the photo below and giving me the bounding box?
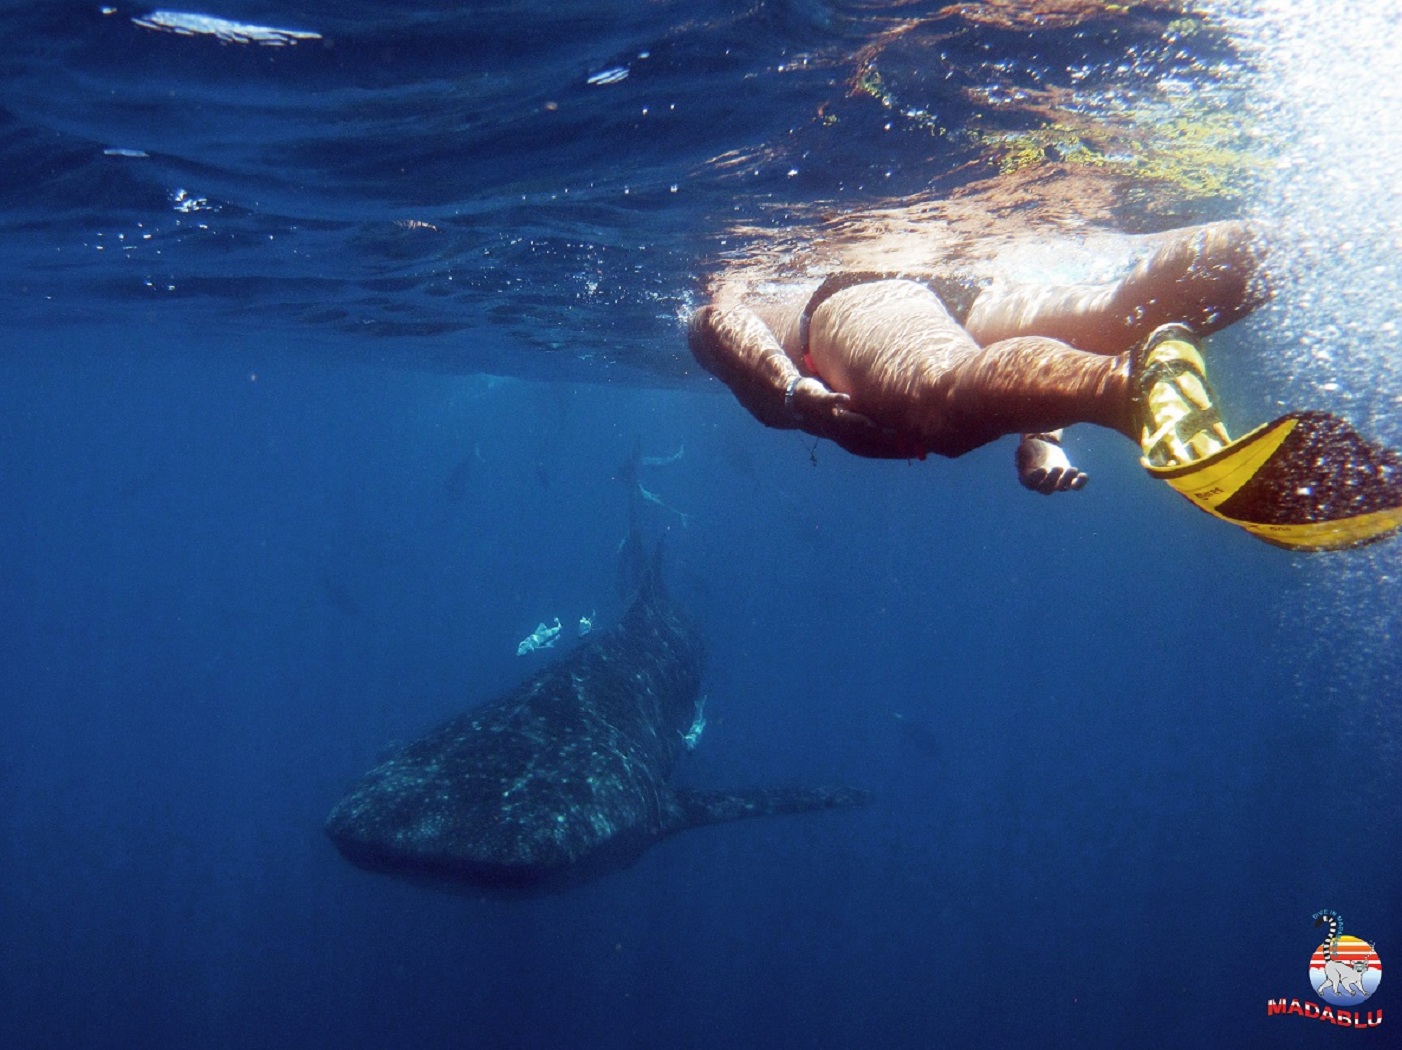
[3,1,1258,377]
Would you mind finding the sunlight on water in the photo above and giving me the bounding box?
[1223,1,1402,736]
[1227,0,1402,433]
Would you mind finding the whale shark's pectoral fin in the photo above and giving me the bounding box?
[663,785,871,833]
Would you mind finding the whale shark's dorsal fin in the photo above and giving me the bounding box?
[663,785,871,833]
[615,439,646,599]
[616,439,673,607]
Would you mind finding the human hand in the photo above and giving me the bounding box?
[1016,432,1088,494]
[789,377,872,426]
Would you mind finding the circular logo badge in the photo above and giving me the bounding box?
[1310,935,1382,1006]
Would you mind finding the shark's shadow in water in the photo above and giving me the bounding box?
[326,505,868,894]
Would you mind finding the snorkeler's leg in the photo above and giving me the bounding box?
[920,336,1135,458]
[808,280,1134,457]
[965,220,1267,355]
[1113,220,1268,338]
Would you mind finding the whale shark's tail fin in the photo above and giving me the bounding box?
[665,785,871,833]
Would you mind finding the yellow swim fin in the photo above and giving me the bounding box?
[1132,323,1232,467]
[1145,411,1402,551]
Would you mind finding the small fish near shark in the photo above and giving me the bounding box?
[326,546,869,894]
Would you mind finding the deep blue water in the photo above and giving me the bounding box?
[2,3,1399,1049]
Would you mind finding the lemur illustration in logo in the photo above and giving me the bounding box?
[1312,909,1375,998]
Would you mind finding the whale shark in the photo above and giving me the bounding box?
[325,551,868,893]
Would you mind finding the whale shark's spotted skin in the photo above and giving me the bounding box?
[327,569,866,892]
